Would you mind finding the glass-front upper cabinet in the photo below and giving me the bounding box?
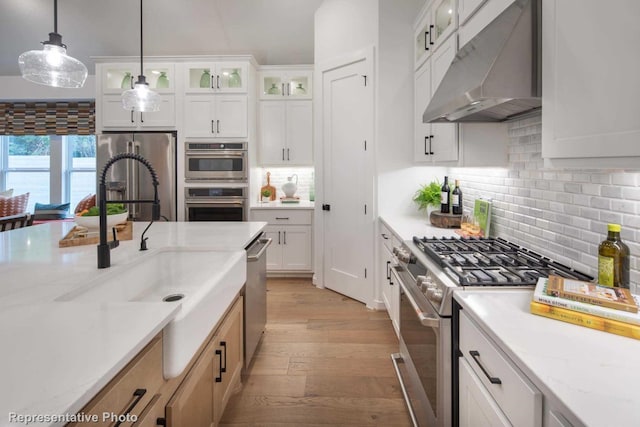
[433,0,456,46]
[101,63,175,94]
[259,69,312,100]
[414,0,457,69]
[184,62,248,94]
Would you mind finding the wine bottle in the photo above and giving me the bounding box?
[452,180,462,215]
[440,176,450,213]
[598,223,630,288]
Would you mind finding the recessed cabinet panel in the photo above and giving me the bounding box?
[101,95,176,129]
[459,357,511,427]
[414,61,433,162]
[184,97,217,138]
[286,101,313,165]
[216,96,248,138]
[259,100,312,165]
[259,102,287,165]
[184,95,247,139]
[281,226,312,271]
[458,0,487,25]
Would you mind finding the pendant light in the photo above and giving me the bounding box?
[121,0,161,112]
[18,0,88,88]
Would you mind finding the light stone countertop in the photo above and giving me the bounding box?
[379,214,460,241]
[454,289,640,427]
[0,221,267,426]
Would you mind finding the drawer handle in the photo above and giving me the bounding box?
[386,260,391,280]
[469,350,502,385]
[381,233,389,240]
[215,349,223,382]
[114,388,146,427]
[220,341,227,373]
[275,217,290,220]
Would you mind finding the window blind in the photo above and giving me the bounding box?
[0,101,95,135]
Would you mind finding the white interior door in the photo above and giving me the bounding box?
[321,56,373,304]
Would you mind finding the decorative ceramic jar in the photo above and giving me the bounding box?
[282,174,298,198]
[199,70,210,88]
[156,71,169,89]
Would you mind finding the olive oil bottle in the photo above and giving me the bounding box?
[598,223,630,288]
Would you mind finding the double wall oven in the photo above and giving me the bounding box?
[391,236,594,427]
[184,141,248,222]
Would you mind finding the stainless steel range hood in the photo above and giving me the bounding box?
[423,0,540,123]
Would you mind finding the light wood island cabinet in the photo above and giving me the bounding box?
[70,296,243,427]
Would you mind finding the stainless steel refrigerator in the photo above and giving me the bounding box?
[97,132,177,221]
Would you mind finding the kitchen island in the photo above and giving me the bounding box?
[0,221,266,426]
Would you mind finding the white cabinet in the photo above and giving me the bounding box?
[414,35,458,163]
[183,62,248,93]
[541,0,640,167]
[378,222,399,335]
[251,209,313,274]
[259,69,312,100]
[458,0,487,26]
[459,310,542,427]
[101,95,176,129]
[414,0,457,69]
[97,62,177,130]
[184,95,248,138]
[259,100,312,165]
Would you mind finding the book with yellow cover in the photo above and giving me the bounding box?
[546,274,637,313]
[533,278,640,326]
[530,300,640,340]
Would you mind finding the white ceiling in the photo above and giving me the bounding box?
[0,0,323,76]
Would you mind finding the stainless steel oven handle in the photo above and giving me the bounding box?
[185,151,246,157]
[391,353,419,427]
[392,267,440,329]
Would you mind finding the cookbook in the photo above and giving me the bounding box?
[546,275,637,313]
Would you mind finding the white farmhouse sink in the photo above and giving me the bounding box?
[56,248,246,378]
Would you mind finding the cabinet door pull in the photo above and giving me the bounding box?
[211,120,215,134]
[424,136,429,155]
[210,73,214,89]
[283,231,287,244]
[282,83,285,96]
[429,135,434,155]
[114,388,146,427]
[287,148,290,161]
[140,112,144,124]
[381,233,389,240]
[469,350,502,384]
[429,24,435,45]
[424,31,430,51]
[275,217,290,220]
[282,148,285,161]
[216,119,220,133]
[215,349,223,382]
[220,341,227,373]
[386,260,391,280]
[278,231,281,245]
[131,111,135,124]
[216,74,220,89]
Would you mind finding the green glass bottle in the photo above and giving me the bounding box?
[228,69,242,88]
[199,70,211,88]
[598,223,630,288]
[121,72,132,89]
[156,71,169,89]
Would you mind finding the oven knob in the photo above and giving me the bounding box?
[416,275,427,288]
[427,287,443,303]
[392,246,401,256]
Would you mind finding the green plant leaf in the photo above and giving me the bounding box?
[412,180,441,211]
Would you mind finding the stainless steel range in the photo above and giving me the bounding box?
[391,236,593,427]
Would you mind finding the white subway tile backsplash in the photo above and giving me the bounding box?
[450,112,639,286]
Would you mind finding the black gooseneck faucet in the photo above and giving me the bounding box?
[97,152,161,269]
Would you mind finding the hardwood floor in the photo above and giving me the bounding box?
[220,278,412,427]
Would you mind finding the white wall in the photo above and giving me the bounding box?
[0,75,96,100]
[314,0,378,65]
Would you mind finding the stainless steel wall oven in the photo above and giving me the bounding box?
[185,142,247,181]
[184,186,248,222]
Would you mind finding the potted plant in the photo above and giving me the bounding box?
[413,181,441,219]
[261,189,272,202]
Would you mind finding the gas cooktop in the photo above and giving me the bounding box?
[412,236,594,287]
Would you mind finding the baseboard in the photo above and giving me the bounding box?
[266,271,314,279]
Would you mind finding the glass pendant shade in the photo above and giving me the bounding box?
[121,76,161,112]
[19,34,87,89]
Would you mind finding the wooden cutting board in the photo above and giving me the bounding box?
[260,171,277,200]
[59,221,132,247]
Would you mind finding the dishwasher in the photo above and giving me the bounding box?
[244,233,272,369]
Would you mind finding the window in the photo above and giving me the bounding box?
[0,135,96,213]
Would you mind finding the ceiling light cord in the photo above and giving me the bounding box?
[53,0,58,34]
[139,0,143,77]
